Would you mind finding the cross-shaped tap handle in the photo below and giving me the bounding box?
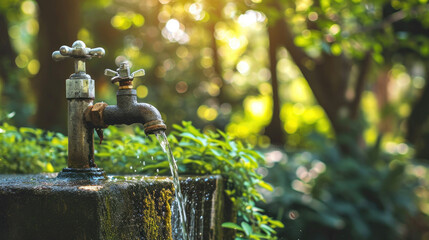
[52,40,105,76]
[104,61,145,84]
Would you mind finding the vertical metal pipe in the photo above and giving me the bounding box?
[66,78,95,169]
[68,99,94,168]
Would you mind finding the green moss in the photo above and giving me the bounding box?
[142,188,173,240]
[102,195,114,239]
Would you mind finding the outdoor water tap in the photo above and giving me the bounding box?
[52,40,106,178]
[86,61,167,137]
[53,40,166,179]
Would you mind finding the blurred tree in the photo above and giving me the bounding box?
[258,0,372,156]
[385,6,429,159]
[251,0,428,156]
[265,20,285,146]
[0,1,32,125]
[32,0,82,131]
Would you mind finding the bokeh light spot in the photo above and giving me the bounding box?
[237,60,250,75]
[175,81,188,93]
[329,24,341,35]
[308,12,318,21]
[132,14,145,27]
[21,1,36,15]
[228,38,240,50]
[200,56,213,69]
[111,13,132,30]
[197,105,218,121]
[27,59,40,75]
[136,85,148,98]
[166,19,180,33]
[15,54,29,68]
[8,25,20,39]
[331,43,342,56]
[26,19,39,35]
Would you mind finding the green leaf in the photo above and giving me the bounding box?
[241,222,252,236]
[258,181,273,191]
[269,220,284,228]
[221,222,243,231]
[260,224,276,234]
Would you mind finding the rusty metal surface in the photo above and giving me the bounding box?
[66,78,95,99]
[85,102,109,128]
[102,89,167,134]
[57,168,106,180]
[68,99,94,169]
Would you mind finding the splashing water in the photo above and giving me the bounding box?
[155,131,188,240]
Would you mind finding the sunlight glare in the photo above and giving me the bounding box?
[246,98,266,118]
[228,38,240,50]
[162,19,189,44]
[189,3,202,15]
[237,10,266,27]
[166,19,180,33]
[188,3,205,20]
[236,60,250,74]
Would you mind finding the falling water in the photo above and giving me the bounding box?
[155,131,188,240]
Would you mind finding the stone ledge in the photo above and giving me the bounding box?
[0,174,234,240]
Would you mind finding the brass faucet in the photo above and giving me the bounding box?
[52,40,166,179]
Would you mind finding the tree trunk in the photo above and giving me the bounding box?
[33,0,82,132]
[275,14,371,156]
[407,62,429,159]
[264,21,285,146]
[0,14,15,86]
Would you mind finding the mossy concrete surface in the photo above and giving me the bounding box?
[0,174,233,240]
[0,174,174,240]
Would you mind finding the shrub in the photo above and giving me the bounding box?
[260,142,420,240]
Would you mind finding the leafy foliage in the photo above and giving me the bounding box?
[0,121,283,239]
[260,139,420,240]
[97,121,284,239]
[0,118,66,173]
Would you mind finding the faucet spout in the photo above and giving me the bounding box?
[87,89,166,135]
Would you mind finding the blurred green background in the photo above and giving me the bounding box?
[1,0,429,239]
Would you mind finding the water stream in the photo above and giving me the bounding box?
[155,131,188,240]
